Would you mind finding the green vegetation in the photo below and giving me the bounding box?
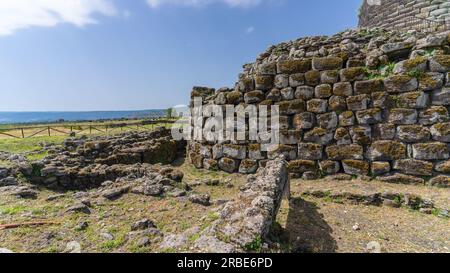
[0,135,65,154]
[0,205,27,215]
[244,236,263,252]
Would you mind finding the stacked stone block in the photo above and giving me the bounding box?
[188,29,450,187]
[359,0,450,31]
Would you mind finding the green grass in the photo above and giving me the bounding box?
[0,135,66,154]
[26,151,49,161]
[0,205,28,215]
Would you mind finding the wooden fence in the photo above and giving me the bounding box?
[0,119,177,139]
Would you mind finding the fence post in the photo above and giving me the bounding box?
[21,128,25,138]
[89,126,92,135]
[48,127,51,136]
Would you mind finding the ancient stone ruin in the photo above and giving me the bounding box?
[188,27,450,188]
[359,0,450,31]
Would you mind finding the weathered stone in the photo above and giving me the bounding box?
[412,143,449,160]
[257,62,277,75]
[396,125,431,143]
[317,112,338,130]
[222,144,246,160]
[279,130,302,145]
[66,203,91,214]
[218,158,239,173]
[428,175,450,188]
[429,55,450,72]
[304,128,334,145]
[244,90,265,104]
[315,84,333,98]
[277,59,311,74]
[248,144,265,160]
[212,144,223,160]
[312,57,343,71]
[266,89,281,102]
[333,82,353,97]
[191,86,215,99]
[380,41,414,56]
[287,160,317,174]
[430,123,450,142]
[340,67,366,82]
[203,159,219,171]
[319,160,340,175]
[371,162,391,176]
[189,193,211,206]
[347,94,369,111]
[373,124,396,140]
[419,106,449,125]
[338,111,355,127]
[384,75,418,93]
[293,112,315,130]
[388,108,417,125]
[431,88,450,106]
[254,75,274,91]
[320,70,339,84]
[226,91,243,105]
[393,57,427,74]
[342,160,369,176]
[354,79,384,94]
[379,174,425,185]
[326,144,363,160]
[297,143,323,160]
[334,127,352,145]
[289,73,305,87]
[371,92,392,109]
[295,86,314,100]
[274,74,289,89]
[131,219,156,231]
[350,126,372,146]
[280,87,295,100]
[368,141,407,161]
[435,160,450,174]
[356,108,382,125]
[304,70,321,86]
[239,159,258,174]
[307,99,328,113]
[215,92,227,105]
[328,96,347,112]
[419,72,444,91]
[237,78,255,92]
[268,144,297,160]
[396,91,429,109]
[394,159,433,176]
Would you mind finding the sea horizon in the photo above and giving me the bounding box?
[0,109,167,125]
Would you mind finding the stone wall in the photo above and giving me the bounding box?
[359,0,450,31]
[188,28,450,187]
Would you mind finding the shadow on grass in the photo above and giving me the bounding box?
[284,197,338,253]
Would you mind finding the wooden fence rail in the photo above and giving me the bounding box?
[0,119,177,139]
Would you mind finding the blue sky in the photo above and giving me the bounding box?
[0,0,361,111]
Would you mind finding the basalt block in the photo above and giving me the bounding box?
[419,72,444,91]
[371,162,391,176]
[222,144,247,160]
[317,112,338,130]
[293,112,315,130]
[338,111,355,127]
[315,84,333,98]
[312,57,343,71]
[333,82,353,97]
[218,157,239,173]
[328,96,347,112]
[326,144,363,160]
[388,108,417,125]
[287,160,317,174]
[431,88,450,106]
[254,75,274,91]
[295,86,314,100]
[350,126,372,146]
[418,106,449,125]
[430,123,450,142]
[277,59,312,74]
[412,142,449,160]
[289,73,305,87]
[372,124,396,140]
[428,175,450,188]
[429,55,450,73]
[319,160,340,175]
[339,67,366,82]
[396,125,431,143]
[354,79,384,95]
[307,99,328,113]
[393,159,433,176]
[304,128,334,145]
[396,91,429,109]
[244,90,265,104]
[347,94,369,111]
[384,75,418,93]
[297,143,323,160]
[368,141,407,161]
[304,70,321,86]
[274,74,289,89]
[238,159,259,174]
[334,127,352,145]
[320,70,339,84]
[355,108,382,125]
[342,160,369,176]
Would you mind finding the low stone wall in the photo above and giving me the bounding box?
[188,28,450,187]
[193,157,289,253]
[359,0,450,30]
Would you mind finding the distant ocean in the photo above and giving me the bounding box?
[0,109,166,124]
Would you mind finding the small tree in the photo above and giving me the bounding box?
[166,108,173,118]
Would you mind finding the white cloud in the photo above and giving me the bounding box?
[146,0,263,8]
[0,0,117,36]
[246,26,255,34]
